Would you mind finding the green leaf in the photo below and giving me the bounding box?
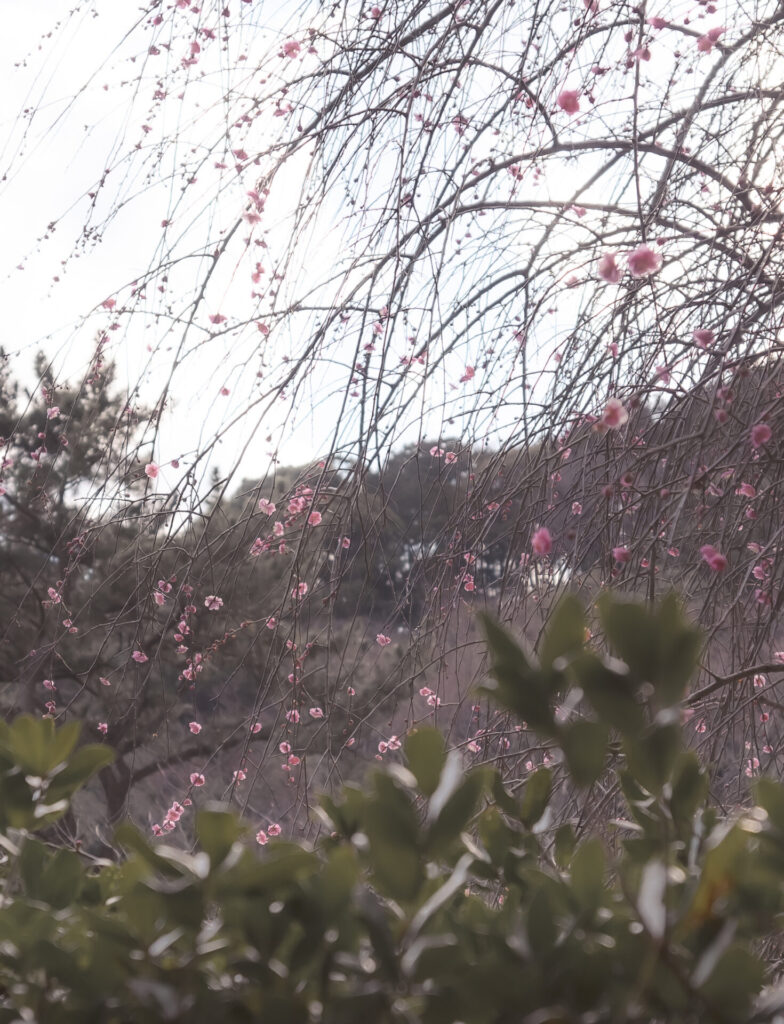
[479,806,514,865]
[519,768,552,829]
[754,778,784,832]
[538,595,585,673]
[598,596,657,685]
[364,774,423,900]
[598,593,701,707]
[570,838,605,915]
[478,614,555,734]
[624,719,682,795]
[428,768,486,855]
[47,744,115,802]
[404,727,446,797]
[655,593,702,705]
[196,805,244,866]
[669,752,709,839]
[553,823,577,868]
[697,945,765,1018]
[20,840,83,908]
[573,652,644,736]
[319,845,358,915]
[6,715,57,774]
[561,720,608,787]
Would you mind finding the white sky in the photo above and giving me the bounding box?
[0,0,750,496]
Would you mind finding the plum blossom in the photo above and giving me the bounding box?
[376,633,391,646]
[309,706,324,719]
[131,650,148,663]
[188,721,202,734]
[189,772,206,787]
[693,328,715,348]
[751,422,772,448]
[204,595,223,611]
[307,511,322,526]
[258,498,276,515]
[256,829,268,845]
[612,546,631,563]
[531,527,552,556]
[557,90,580,114]
[268,823,282,836]
[700,544,728,572]
[599,398,629,431]
[597,253,622,283]
[697,27,724,53]
[627,245,662,278]
[283,40,301,59]
[46,406,60,420]
[292,582,309,600]
[144,462,159,479]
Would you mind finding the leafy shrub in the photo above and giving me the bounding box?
[2,594,784,1022]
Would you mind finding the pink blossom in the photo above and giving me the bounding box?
[144,462,159,479]
[256,829,268,845]
[376,633,391,647]
[189,772,206,787]
[557,90,580,115]
[279,741,291,754]
[292,582,308,600]
[693,328,715,349]
[531,527,552,556]
[309,706,324,719]
[697,27,724,52]
[97,722,108,735]
[286,709,300,724]
[341,537,351,549]
[283,40,300,58]
[647,16,668,28]
[599,397,629,430]
[597,253,622,283]
[131,650,148,663]
[46,406,60,420]
[258,498,276,515]
[188,721,202,734]
[251,722,262,734]
[627,245,662,278]
[751,422,772,448]
[700,545,728,572]
[307,511,322,526]
[459,366,475,383]
[613,546,631,563]
[268,823,282,836]
[445,452,458,464]
[204,595,223,611]
[208,313,226,324]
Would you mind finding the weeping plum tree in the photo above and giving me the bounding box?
[1,0,784,839]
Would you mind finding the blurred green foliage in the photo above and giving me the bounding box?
[0,595,783,1022]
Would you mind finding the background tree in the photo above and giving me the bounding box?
[2,0,784,836]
